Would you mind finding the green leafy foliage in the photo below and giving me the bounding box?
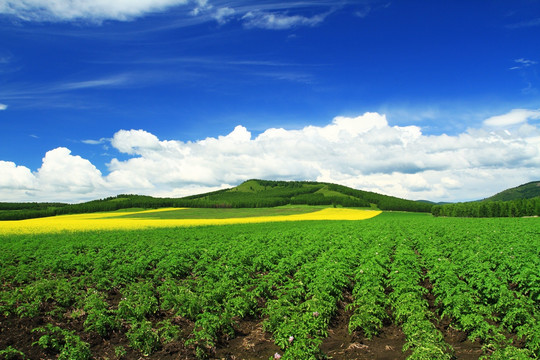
[32,324,90,360]
[117,281,158,321]
[126,320,160,356]
[1,213,538,359]
[0,346,25,360]
[83,290,118,336]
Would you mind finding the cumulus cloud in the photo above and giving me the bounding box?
[1,110,540,203]
[0,161,35,190]
[36,147,106,194]
[0,0,190,22]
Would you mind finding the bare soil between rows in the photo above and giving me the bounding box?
[1,293,484,360]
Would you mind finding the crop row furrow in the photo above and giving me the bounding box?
[388,240,453,360]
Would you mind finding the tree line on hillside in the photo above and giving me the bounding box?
[0,202,67,211]
[0,180,435,221]
[325,184,433,212]
[432,197,540,218]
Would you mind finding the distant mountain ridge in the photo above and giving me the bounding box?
[484,181,540,202]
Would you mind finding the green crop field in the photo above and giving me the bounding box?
[106,206,324,219]
[0,212,539,360]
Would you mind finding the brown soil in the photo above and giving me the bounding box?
[0,285,489,360]
[421,275,484,360]
[321,291,409,360]
[213,317,280,360]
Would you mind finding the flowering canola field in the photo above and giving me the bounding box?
[0,207,381,234]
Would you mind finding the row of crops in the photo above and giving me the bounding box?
[0,212,539,359]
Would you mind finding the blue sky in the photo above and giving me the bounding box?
[1,0,540,202]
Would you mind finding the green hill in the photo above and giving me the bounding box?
[0,179,433,220]
[484,181,540,201]
[181,179,432,212]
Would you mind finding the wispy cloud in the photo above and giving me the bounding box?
[252,70,315,84]
[483,108,540,127]
[355,6,371,18]
[88,55,319,85]
[212,7,236,24]
[82,138,110,145]
[242,10,328,30]
[0,73,136,110]
[509,58,537,70]
[506,17,540,29]
[0,103,7,110]
[0,0,191,22]
[55,74,130,90]
[0,0,365,32]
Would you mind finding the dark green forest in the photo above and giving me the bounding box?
[431,197,540,218]
[431,181,540,218]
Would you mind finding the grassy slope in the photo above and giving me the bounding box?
[108,206,323,219]
[314,186,350,198]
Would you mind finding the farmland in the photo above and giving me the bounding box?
[0,207,380,235]
[0,211,539,359]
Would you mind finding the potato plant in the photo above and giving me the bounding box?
[0,213,538,359]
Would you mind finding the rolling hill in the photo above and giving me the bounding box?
[0,179,432,220]
[484,181,540,202]
[4,179,540,221]
[182,179,432,212]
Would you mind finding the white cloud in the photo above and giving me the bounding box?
[0,103,7,110]
[242,11,326,30]
[190,0,212,16]
[0,0,190,22]
[56,75,129,90]
[355,6,371,18]
[36,147,106,194]
[110,129,162,155]
[213,7,235,24]
[1,110,540,203]
[0,161,35,190]
[82,137,109,145]
[0,0,338,28]
[483,108,540,127]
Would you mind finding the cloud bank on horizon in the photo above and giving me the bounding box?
[1,109,539,203]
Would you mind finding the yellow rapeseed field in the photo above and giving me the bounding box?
[0,208,382,235]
